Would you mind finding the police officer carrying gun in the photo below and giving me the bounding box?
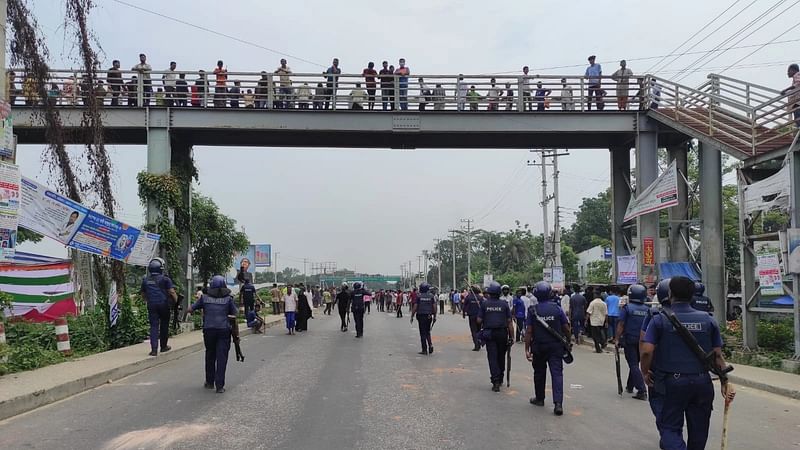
[350,282,368,338]
[525,281,571,416]
[186,275,238,394]
[463,285,483,351]
[336,283,351,332]
[411,282,437,355]
[140,258,178,357]
[615,283,649,400]
[691,281,714,315]
[477,282,514,392]
[640,276,736,450]
[640,278,670,434]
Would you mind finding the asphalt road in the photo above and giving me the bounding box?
[1,307,798,450]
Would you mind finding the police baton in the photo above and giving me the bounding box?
[614,344,623,396]
[721,384,734,450]
[506,345,512,387]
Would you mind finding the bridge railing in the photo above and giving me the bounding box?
[6,69,653,112]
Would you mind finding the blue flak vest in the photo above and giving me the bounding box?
[622,302,650,340]
[416,292,435,315]
[142,274,169,305]
[481,299,509,329]
[654,307,715,374]
[241,285,256,302]
[201,294,234,330]
[464,293,482,316]
[530,300,563,345]
[351,289,366,310]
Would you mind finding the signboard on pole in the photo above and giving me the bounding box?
[756,253,783,296]
[642,237,656,266]
[551,266,564,290]
[0,162,21,260]
[624,160,679,222]
[787,228,800,275]
[483,273,493,288]
[0,100,14,161]
[616,255,638,284]
[253,244,272,267]
[543,267,553,283]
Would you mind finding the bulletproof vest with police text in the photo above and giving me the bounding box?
[531,301,563,345]
[690,295,713,313]
[242,285,256,303]
[654,305,715,374]
[143,274,169,305]
[201,294,234,330]
[351,289,366,310]
[481,298,509,329]
[417,292,435,315]
[622,302,650,340]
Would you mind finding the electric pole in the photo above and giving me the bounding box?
[449,230,457,290]
[274,252,280,283]
[434,239,443,292]
[527,150,569,273]
[417,255,422,286]
[461,218,474,286]
[303,258,308,284]
[552,151,564,267]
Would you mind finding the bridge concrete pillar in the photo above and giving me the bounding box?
[635,118,660,285]
[146,127,171,225]
[171,142,194,312]
[699,141,726,318]
[667,144,690,262]
[610,147,631,282]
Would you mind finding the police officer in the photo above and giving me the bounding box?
[615,283,649,400]
[525,281,570,416]
[499,284,513,308]
[187,275,238,393]
[239,278,261,314]
[336,283,351,332]
[641,276,735,450]
[640,278,670,435]
[351,282,368,338]
[140,257,178,357]
[411,282,437,355]
[462,285,483,351]
[690,281,714,314]
[477,281,513,392]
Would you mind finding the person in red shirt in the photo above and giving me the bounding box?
[362,62,378,110]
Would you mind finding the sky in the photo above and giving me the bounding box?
[11,0,799,275]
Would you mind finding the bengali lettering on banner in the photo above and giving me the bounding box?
[616,255,638,284]
[18,177,159,266]
[0,100,13,160]
[0,162,21,259]
[642,237,656,267]
[623,160,679,222]
[253,244,272,267]
[756,253,783,296]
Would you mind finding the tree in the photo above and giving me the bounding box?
[190,193,249,284]
[587,260,612,284]
[562,190,612,254]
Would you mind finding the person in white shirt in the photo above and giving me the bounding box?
[499,285,514,308]
[586,293,608,353]
[162,61,177,107]
[283,285,298,335]
[132,53,152,106]
[350,83,366,110]
[296,82,312,109]
[560,290,571,316]
[456,75,468,111]
[559,78,574,110]
[611,60,633,110]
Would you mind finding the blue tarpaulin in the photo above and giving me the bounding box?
[658,262,702,281]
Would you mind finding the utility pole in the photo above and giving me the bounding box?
[274,252,280,283]
[461,218,474,286]
[527,150,569,272]
[417,255,422,286]
[303,258,308,284]
[434,238,443,292]
[449,230,457,290]
[487,234,492,275]
[423,250,429,283]
[552,151,564,267]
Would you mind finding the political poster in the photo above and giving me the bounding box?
[756,253,783,296]
[551,266,564,290]
[18,177,159,266]
[743,165,789,215]
[616,255,638,284]
[230,246,256,285]
[787,228,800,275]
[624,160,679,222]
[253,244,272,267]
[0,162,21,260]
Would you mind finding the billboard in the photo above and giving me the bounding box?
[624,160,679,222]
[254,244,271,267]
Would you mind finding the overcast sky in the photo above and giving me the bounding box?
[13,0,798,274]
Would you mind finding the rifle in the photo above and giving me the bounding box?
[430,315,436,331]
[229,316,244,362]
[531,306,574,364]
[659,307,733,382]
[614,345,623,396]
[506,345,512,387]
[171,294,184,333]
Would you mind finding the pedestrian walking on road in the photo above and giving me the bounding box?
[616,284,649,400]
[640,276,735,450]
[187,275,237,394]
[568,288,587,344]
[140,258,178,357]
[284,284,298,335]
[411,283,437,355]
[463,286,483,351]
[396,290,403,317]
[477,282,513,392]
[525,281,571,416]
[323,288,333,315]
[513,289,527,342]
[270,283,282,314]
[296,287,312,332]
[350,282,368,338]
[438,289,447,315]
[587,291,608,353]
[336,283,351,331]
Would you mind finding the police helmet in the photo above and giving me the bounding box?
[341,283,349,290]
[694,281,705,296]
[501,284,510,292]
[148,257,165,275]
[210,275,226,289]
[628,284,647,303]
[656,278,672,303]
[486,281,502,296]
[353,282,363,290]
[533,281,552,301]
[419,282,430,293]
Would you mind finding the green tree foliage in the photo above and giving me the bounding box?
[191,193,249,284]
[586,260,612,284]
[562,190,611,254]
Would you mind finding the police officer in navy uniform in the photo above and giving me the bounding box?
[477,281,513,392]
[140,257,178,357]
[187,275,238,393]
[239,278,260,314]
[690,281,714,315]
[615,283,649,400]
[525,281,570,416]
[462,285,483,351]
[640,278,670,436]
[641,276,735,450]
[411,282,437,355]
[336,283,351,332]
[350,282,368,338]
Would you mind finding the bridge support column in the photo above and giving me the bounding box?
[668,144,690,262]
[146,127,171,225]
[172,142,194,312]
[635,119,660,285]
[699,141,726,319]
[610,147,631,282]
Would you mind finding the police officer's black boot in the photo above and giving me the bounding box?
[204,382,214,389]
[554,403,563,416]
[492,383,500,392]
[632,390,647,400]
[530,397,545,406]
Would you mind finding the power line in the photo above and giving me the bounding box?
[645,0,743,73]
[109,0,326,69]
[719,19,800,74]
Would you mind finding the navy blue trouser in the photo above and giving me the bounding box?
[147,302,170,352]
[532,342,564,404]
[352,308,365,336]
[649,385,664,435]
[417,314,433,351]
[623,336,646,394]
[203,328,232,389]
[468,315,480,348]
[485,329,509,384]
[659,373,714,450]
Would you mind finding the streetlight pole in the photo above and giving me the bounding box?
[449,230,457,289]
[461,219,474,286]
[274,252,280,283]
[434,238,442,292]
